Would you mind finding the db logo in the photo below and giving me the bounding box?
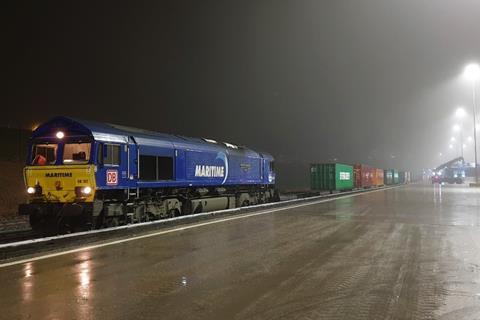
[106,170,118,185]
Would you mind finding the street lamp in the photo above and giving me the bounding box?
[456,107,467,158]
[464,63,480,184]
[456,107,466,118]
[465,64,480,82]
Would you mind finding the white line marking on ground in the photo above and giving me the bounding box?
[0,186,395,268]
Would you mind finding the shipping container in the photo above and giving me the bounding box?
[310,163,354,191]
[373,168,384,186]
[399,171,406,184]
[393,170,399,184]
[354,164,374,188]
[384,169,394,185]
[405,171,410,183]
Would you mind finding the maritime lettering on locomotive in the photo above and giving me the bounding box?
[45,172,73,178]
[194,165,225,178]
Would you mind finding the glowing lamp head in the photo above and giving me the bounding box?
[56,131,65,139]
[453,124,461,132]
[82,186,92,195]
[27,187,35,194]
[455,107,466,118]
[464,63,480,82]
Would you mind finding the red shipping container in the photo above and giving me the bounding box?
[354,164,374,188]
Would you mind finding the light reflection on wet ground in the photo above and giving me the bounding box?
[2,184,480,319]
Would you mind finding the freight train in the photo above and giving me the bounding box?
[19,117,278,233]
[310,163,410,192]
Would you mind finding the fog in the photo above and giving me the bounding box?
[4,0,480,188]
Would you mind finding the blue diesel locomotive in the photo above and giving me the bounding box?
[19,117,277,232]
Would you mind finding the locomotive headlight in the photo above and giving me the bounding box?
[27,187,36,194]
[82,186,92,195]
[75,186,92,197]
[56,131,65,139]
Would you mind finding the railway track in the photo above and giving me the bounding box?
[0,229,37,245]
[0,186,402,248]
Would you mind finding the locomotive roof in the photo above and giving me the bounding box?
[32,116,273,159]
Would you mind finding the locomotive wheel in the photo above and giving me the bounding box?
[241,200,250,207]
[56,216,72,235]
[193,203,203,214]
[105,218,119,228]
[167,209,180,218]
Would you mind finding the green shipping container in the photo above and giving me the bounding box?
[384,169,394,185]
[384,169,399,185]
[393,170,399,184]
[310,163,354,191]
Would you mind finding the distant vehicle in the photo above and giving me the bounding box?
[443,177,463,184]
[431,174,462,184]
[431,174,441,184]
[432,157,465,184]
[19,117,278,233]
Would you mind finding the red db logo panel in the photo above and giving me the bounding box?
[106,170,118,185]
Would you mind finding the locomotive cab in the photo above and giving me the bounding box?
[26,136,97,202]
[18,119,107,232]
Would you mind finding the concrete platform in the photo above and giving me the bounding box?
[2,184,480,319]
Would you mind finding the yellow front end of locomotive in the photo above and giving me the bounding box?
[24,165,97,203]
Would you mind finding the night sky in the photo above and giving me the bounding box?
[5,1,480,187]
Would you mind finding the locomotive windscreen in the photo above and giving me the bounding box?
[31,144,58,165]
[63,143,91,164]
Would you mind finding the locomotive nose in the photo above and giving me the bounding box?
[24,165,96,202]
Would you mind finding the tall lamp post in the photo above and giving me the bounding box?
[464,63,480,184]
[453,123,463,158]
[455,107,466,158]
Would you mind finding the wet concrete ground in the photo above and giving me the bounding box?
[2,184,480,319]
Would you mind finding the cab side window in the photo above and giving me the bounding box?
[99,144,121,166]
